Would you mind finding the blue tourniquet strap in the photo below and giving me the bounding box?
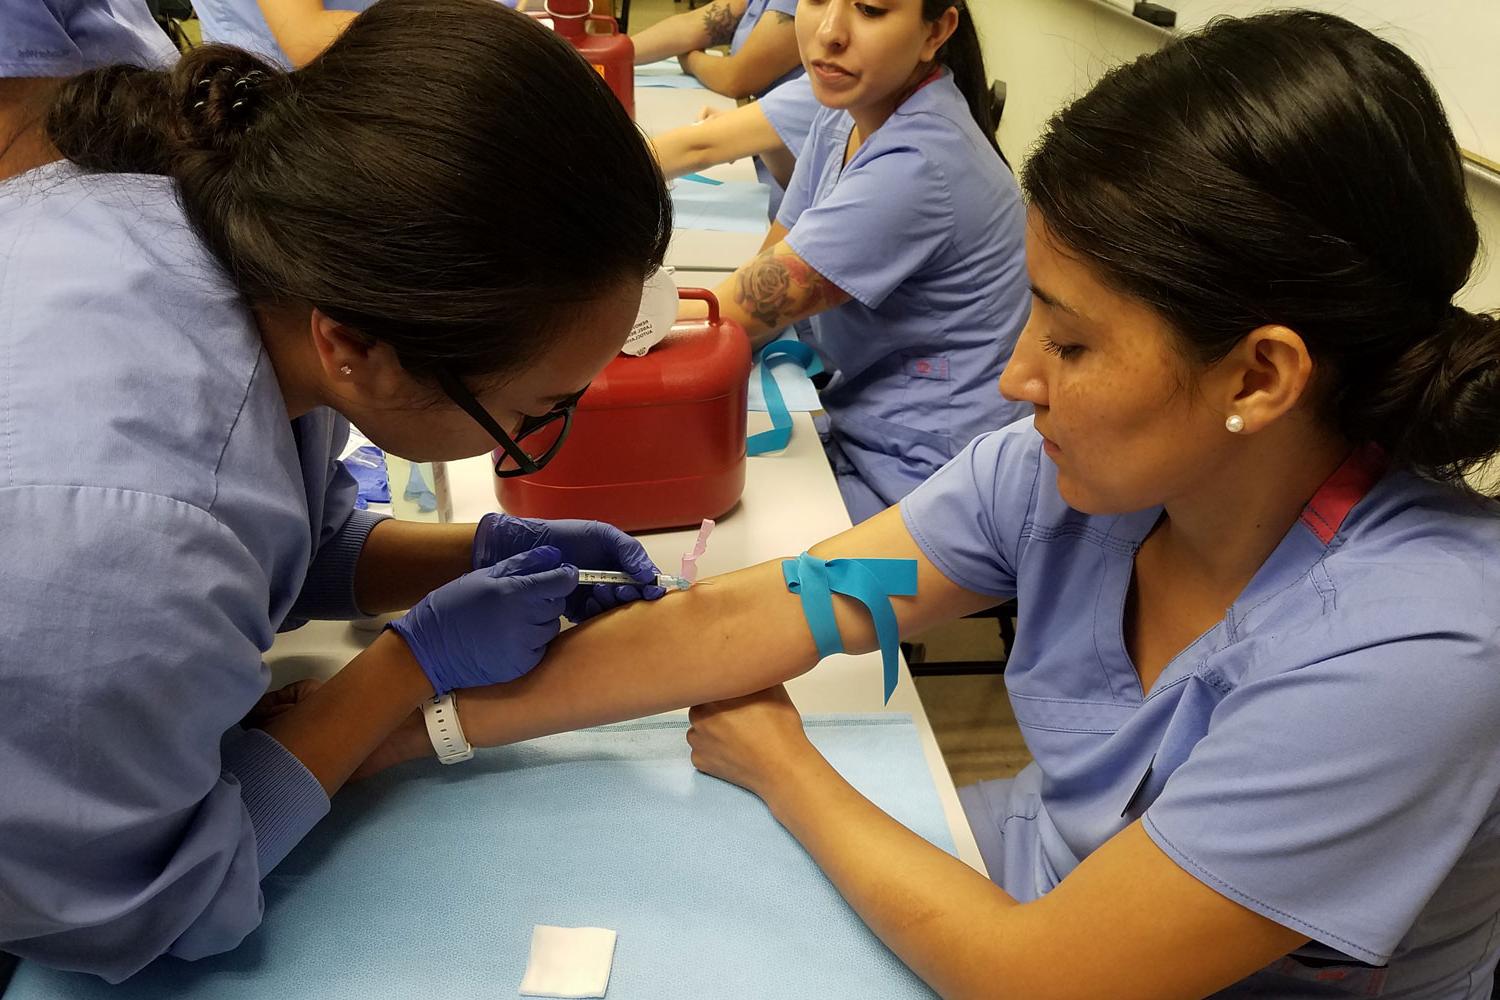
[748,340,824,456]
[781,552,918,704]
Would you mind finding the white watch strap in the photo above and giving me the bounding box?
[422,692,474,764]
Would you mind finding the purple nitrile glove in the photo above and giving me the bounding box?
[388,546,577,694]
[472,512,666,623]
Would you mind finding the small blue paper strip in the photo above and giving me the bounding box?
[681,172,724,186]
[748,340,824,456]
[782,552,919,704]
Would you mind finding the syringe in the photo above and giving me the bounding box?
[576,569,694,591]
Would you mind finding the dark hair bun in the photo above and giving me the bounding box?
[178,49,286,153]
[1358,308,1500,484]
[45,46,286,176]
[46,63,175,174]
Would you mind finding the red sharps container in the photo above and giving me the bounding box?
[494,289,752,532]
[533,0,635,119]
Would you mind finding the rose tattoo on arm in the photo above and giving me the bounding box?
[733,245,851,334]
[702,1,738,47]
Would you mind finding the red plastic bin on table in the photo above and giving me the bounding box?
[531,0,635,119]
[494,289,751,532]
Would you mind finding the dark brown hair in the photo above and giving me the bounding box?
[922,1,1005,164]
[1024,11,1499,489]
[46,0,672,381]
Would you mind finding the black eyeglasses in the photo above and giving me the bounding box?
[436,369,587,478]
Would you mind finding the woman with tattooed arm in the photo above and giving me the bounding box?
[632,0,803,100]
[681,0,1029,523]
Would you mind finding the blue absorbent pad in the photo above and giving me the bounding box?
[670,179,771,233]
[9,715,951,999]
[635,58,709,89]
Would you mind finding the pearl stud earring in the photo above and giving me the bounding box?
[1225,414,1245,433]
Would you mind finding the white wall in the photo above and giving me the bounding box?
[971,0,1163,169]
[973,0,1500,489]
[972,0,1500,310]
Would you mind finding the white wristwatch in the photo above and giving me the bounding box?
[422,692,474,765]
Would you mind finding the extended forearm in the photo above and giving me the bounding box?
[767,751,1020,1000]
[651,128,720,179]
[651,106,782,179]
[455,507,988,746]
[457,559,827,745]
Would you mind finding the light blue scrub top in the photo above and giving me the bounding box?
[759,72,817,155]
[193,0,373,67]
[778,71,1030,522]
[0,163,385,981]
[903,418,1500,998]
[755,72,816,220]
[1,0,174,75]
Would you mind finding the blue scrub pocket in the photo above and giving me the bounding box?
[1246,951,1390,996]
[903,355,951,381]
[825,411,958,507]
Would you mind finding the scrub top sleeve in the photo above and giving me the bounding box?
[1143,611,1500,966]
[1,0,175,76]
[290,459,386,621]
[0,486,329,981]
[898,419,1044,598]
[783,146,953,309]
[766,0,798,15]
[758,76,818,158]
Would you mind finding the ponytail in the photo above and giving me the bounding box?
[1352,307,1500,488]
[924,1,1006,166]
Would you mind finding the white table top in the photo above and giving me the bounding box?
[638,88,758,185]
[266,85,986,876]
[636,86,735,138]
[638,88,774,269]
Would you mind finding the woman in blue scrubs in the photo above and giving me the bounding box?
[686,0,1030,523]
[632,0,802,100]
[0,0,670,979]
[405,11,1500,997]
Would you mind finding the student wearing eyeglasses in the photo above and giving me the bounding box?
[0,0,669,979]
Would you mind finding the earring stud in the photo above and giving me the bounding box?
[339,365,353,376]
[1225,414,1245,433]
